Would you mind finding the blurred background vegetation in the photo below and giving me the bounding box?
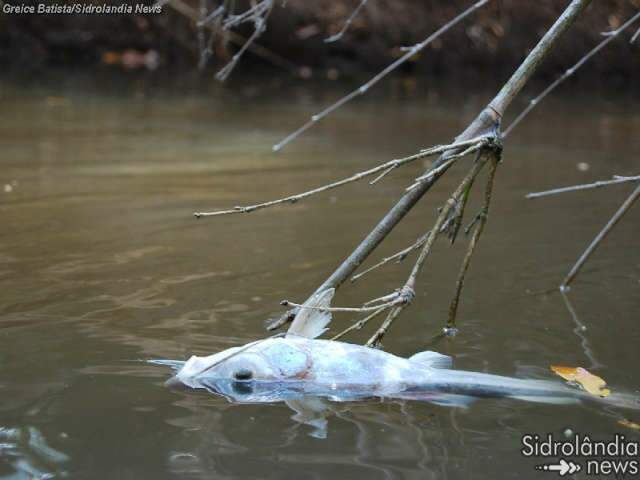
[1,0,639,83]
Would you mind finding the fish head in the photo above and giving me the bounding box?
[168,339,313,401]
[172,346,275,385]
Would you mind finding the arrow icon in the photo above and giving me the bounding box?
[535,459,581,476]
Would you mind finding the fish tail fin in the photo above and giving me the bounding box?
[426,369,584,405]
[601,391,640,411]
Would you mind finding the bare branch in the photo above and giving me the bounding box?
[561,182,640,289]
[325,0,370,43]
[216,0,274,81]
[279,299,399,313]
[194,136,488,218]
[197,0,207,69]
[350,231,429,283]
[197,2,227,70]
[526,175,640,199]
[560,289,602,369]
[504,10,640,137]
[269,0,591,333]
[331,306,386,341]
[272,0,491,151]
[165,0,300,76]
[447,151,499,331]
[486,0,592,118]
[406,139,489,191]
[366,148,494,347]
[197,4,225,27]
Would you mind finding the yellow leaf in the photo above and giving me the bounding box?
[550,365,610,398]
[550,366,577,378]
[619,419,640,430]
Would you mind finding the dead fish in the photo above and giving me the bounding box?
[165,289,638,409]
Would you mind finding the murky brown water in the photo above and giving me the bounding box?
[1,72,639,479]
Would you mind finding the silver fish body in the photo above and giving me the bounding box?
[164,290,638,410]
[170,337,582,405]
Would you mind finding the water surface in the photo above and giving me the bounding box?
[1,72,639,479]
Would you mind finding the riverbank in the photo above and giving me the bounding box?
[1,0,638,82]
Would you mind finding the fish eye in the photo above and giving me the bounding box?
[233,368,253,381]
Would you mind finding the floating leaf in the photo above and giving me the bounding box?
[550,365,610,398]
[619,419,640,430]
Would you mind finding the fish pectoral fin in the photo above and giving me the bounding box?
[286,288,336,339]
[286,399,330,439]
[409,351,453,369]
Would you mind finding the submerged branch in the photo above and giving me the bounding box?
[447,151,499,330]
[560,289,601,370]
[366,148,495,347]
[526,175,640,199]
[504,10,640,137]
[272,0,491,151]
[561,182,640,289]
[194,136,488,218]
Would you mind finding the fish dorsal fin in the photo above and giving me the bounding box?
[287,288,336,339]
[409,351,453,369]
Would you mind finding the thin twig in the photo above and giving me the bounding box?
[632,26,640,43]
[560,289,601,369]
[325,0,370,43]
[405,154,491,304]
[366,149,494,347]
[194,137,487,217]
[369,164,397,185]
[197,0,208,70]
[223,1,270,29]
[280,299,400,313]
[504,10,640,137]
[405,139,489,191]
[350,231,430,283]
[444,178,474,244]
[216,0,274,81]
[561,182,640,289]
[165,0,300,76]
[447,151,499,330]
[197,4,225,27]
[272,0,491,151]
[526,175,640,199]
[331,307,386,341]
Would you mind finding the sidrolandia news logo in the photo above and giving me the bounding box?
[521,433,640,476]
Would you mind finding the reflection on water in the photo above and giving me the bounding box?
[0,426,69,479]
[0,72,639,479]
[560,290,602,371]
